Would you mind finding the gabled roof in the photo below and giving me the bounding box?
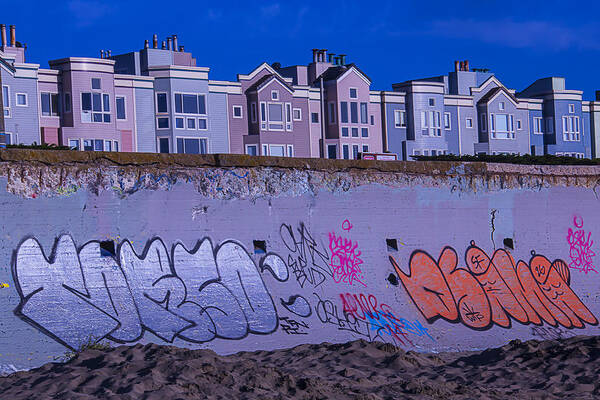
[246,73,293,94]
[0,55,16,75]
[477,86,519,106]
[238,62,280,82]
[316,63,371,85]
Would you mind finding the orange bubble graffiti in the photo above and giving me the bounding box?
[389,241,597,330]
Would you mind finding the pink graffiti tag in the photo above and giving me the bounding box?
[329,232,366,287]
[342,219,353,231]
[567,216,597,274]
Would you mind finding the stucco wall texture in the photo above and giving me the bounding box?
[1,149,600,373]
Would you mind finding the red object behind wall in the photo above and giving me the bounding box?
[40,127,59,145]
[121,130,133,152]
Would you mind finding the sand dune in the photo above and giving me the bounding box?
[1,335,599,399]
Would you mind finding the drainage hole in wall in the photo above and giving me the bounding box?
[253,240,267,254]
[100,240,116,257]
[387,273,399,286]
[386,239,399,252]
[503,238,514,250]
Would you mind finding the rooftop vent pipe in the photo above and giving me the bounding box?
[153,34,158,49]
[0,25,6,47]
[9,25,15,47]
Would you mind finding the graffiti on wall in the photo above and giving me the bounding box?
[566,216,597,274]
[329,221,366,287]
[390,241,597,330]
[13,235,290,350]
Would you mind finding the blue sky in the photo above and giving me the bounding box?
[5,0,600,99]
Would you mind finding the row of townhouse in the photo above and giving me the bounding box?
[1,24,600,159]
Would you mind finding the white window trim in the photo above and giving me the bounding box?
[361,127,369,138]
[68,138,80,150]
[327,144,337,159]
[245,144,258,156]
[285,102,293,131]
[174,117,185,130]
[232,105,243,119]
[198,117,208,131]
[156,116,170,130]
[271,90,279,100]
[186,117,197,130]
[2,85,10,119]
[362,145,369,153]
[173,92,207,116]
[287,144,294,157]
[91,78,102,90]
[499,102,505,111]
[41,91,60,118]
[157,137,171,153]
[517,119,522,130]
[268,144,287,157]
[349,87,358,99]
[4,132,13,145]
[175,136,210,154]
[569,104,575,113]
[292,108,302,121]
[155,92,169,114]
[444,112,451,130]
[266,101,285,131]
[113,140,119,152]
[394,110,406,128]
[15,93,28,107]
[466,117,473,128]
[115,95,127,120]
[342,144,350,159]
[261,144,268,155]
[428,98,435,107]
[260,102,267,130]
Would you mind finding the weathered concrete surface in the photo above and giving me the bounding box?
[1,149,600,372]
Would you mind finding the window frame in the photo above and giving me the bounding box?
[394,110,406,128]
[116,96,127,120]
[175,136,209,154]
[251,102,257,123]
[466,117,473,128]
[444,112,451,130]
[245,144,258,156]
[41,92,60,117]
[64,92,72,113]
[91,78,102,90]
[155,92,169,114]
[292,108,302,121]
[349,87,358,99]
[156,117,170,130]
[173,92,207,116]
[232,105,243,119]
[15,93,28,107]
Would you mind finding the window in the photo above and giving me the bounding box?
[267,103,284,130]
[360,103,368,124]
[175,117,184,129]
[340,102,348,123]
[480,114,486,132]
[311,112,319,123]
[159,138,170,153]
[349,88,357,98]
[352,145,359,160]
[328,102,335,124]
[113,141,119,152]
[517,120,522,130]
[271,90,279,100]
[362,145,369,153]
[198,118,207,130]
[370,115,374,125]
[287,145,293,157]
[327,144,337,159]
[260,102,267,129]
[174,93,207,115]
[251,103,257,123]
[343,144,350,159]
[444,112,451,130]
[491,114,515,139]
[157,117,170,129]
[116,97,126,120]
[545,117,553,134]
[64,93,72,113]
[81,92,110,122]
[2,86,9,117]
[91,78,101,90]
[394,110,406,128]
[262,144,268,156]
[466,118,473,128]
[285,103,292,130]
[187,118,196,129]
[562,116,580,141]
[351,127,359,137]
[421,110,442,136]
[270,145,285,157]
[16,93,27,106]
[41,93,60,116]
[94,139,104,151]
[104,140,112,152]
[69,139,80,150]
[177,137,208,154]
[499,102,505,110]
[233,105,243,118]
[83,140,93,151]
[350,102,358,123]
[342,127,349,137]
[361,128,368,137]
[533,117,543,134]
[246,145,258,156]
[293,108,301,121]
[569,104,575,113]
[156,93,168,113]
[429,98,435,107]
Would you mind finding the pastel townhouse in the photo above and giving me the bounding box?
[517,77,591,158]
[0,24,41,146]
[590,92,600,158]
[112,35,229,154]
[384,61,541,159]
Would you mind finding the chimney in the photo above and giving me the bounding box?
[161,41,166,50]
[107,50,111,57]
[459,61,464,71]
[464,60,469,71]
[328,53,336,63]
[9,25,15,47]
[454,60,460,72]
[100,49,105,58]
[334,56,340,65]
[596,91,600,101]
[179,45,184,52]
[0,25,6,48]
[144,39,149,49]
[153,34,158,49]
[312,48,318,63]
[321,49,327,62]
[166,37,172,50]
[339,54,346,65]
[172,35,178,51]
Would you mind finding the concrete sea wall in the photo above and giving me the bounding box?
[1,149,600,372]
